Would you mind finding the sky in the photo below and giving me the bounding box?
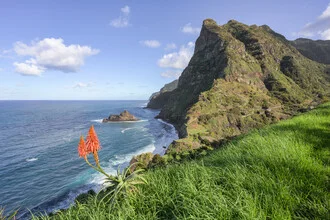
[1,0,330,100]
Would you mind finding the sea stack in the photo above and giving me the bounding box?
[102,110,139,122]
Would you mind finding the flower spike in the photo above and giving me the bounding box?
[86,125,101,166]
[78,135,88,158]
[86,125,101,153]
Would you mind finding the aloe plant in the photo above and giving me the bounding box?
[0,208,17,220]
[77,126,147,206]
[98,163,147,204]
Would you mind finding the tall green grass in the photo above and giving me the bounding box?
[37,103,330,219]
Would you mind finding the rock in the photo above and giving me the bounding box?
[102,110,139,122]
[129,152,154,172]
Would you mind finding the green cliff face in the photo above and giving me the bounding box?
[149,19,330,154]
[291,38,330,64]
[147,79,178,109]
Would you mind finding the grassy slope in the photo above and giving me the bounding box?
[40,103,330,220]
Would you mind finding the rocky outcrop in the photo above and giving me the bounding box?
[129,152,154,172]
[147,80,178,109]
[291,38,330,64]
[148,19,330,154]
[102,110,138,122]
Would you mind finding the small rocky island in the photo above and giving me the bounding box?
[102,110,139,122]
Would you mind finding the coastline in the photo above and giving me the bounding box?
[17,107,178,219]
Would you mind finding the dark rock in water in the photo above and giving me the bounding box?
[102,110,139,122]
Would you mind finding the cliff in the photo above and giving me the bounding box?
[291,38,330,64]
[147,79,178,109]
[149,19,330,154]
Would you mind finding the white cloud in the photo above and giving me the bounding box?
[73,82,93,88]
[181,23,200,34]
[158,42,194,78]
[319,4,330,19]
[13,38,99,76]
[110,5,130,28]
[165,43,177,50]
[121,5,130,14]
[160,70,182,79]
[13,60,45,76]
[158,42,194,69]
[320,28,330,40]
[298,4,330,39]
[140,40,161,48]
[0,68,3,72]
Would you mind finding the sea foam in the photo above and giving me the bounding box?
[91,119,103,123]
[91,119,148,124]
[121,127,134,133]
[26,158,38,162]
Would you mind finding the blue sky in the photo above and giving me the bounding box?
[1,0,329,100]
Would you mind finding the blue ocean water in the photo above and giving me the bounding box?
[0,100,178,218]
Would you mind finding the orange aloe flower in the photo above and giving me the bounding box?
[78,135,88,158]
[86,125,101,166]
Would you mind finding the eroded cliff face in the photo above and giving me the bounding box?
[149,19,330,154]
[158,19,230,137]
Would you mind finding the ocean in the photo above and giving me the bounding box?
[0,100,178,218]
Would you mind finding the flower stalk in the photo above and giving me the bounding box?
[77,124,147,205]
[78,125,111,178]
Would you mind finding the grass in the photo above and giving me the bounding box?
[36,103,330,220]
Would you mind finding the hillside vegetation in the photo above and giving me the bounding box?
[291,38,330,64]
[150,19,330,154]
[38,102,330,220]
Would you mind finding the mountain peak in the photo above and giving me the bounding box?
[148,19,330,153]
[202,18,218,27]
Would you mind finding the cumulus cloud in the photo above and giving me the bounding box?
[158,42,194,69]
[110,5,131,28]
[160,70,182,78]
[298,4,330,39]
[158,42,194,78]
[320,28,330,40]
[13,38,99,76]
[13,59,45,76]
[165,43,177,50]
[140,40,161,48]
[181,23,200,34]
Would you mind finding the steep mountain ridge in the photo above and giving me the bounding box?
[291,38,330,64]
[147,79,178,109]
[150,19,330,153]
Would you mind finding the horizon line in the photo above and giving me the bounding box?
[0,99,148,101]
